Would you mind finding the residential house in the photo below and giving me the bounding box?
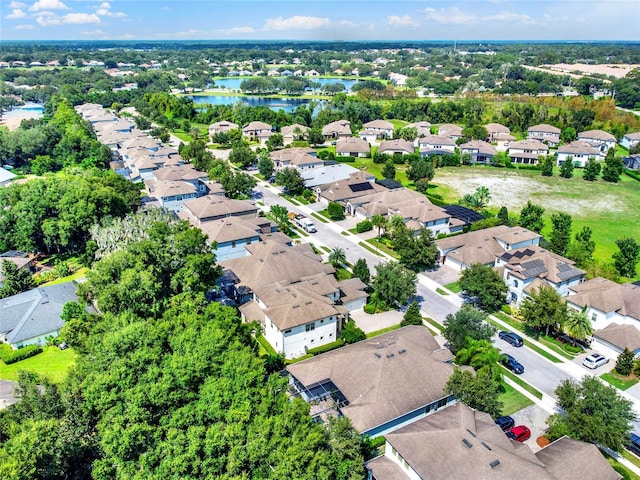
[528,124,561,147]
[592,323,640,358]
[508,139,549,165]
[621,132,640,150]
[435,226,541,271]
[459,140,497,164]
[143,165,209,211]
[578,129,617,153]
[624,153,640,171]
[0,252,33,288]
[0,282,79,349]
[496,246,585,304]
[271,147,323,171]
[407,121,432,138]
[359,120,394,141]
[0,167,17,187]
[485,123,511,142]
[417,134,456,156]
[378,139,415,156]
[567,278,640,330]
[223,241,367,357]
[281,124,309,144]
[336,137,371,157]
[196,216,278,262]
[208,120,239,136]
[305,69,320,77]
[300,163,361,188]
[242,121,273,142]
[315,170,384,206]
[288,326,457,436]
[493,132,516,152]
[437,124,464,140]
[366,402,620,480]
[556,141,601,167]
[322,120,352,140]
[180,195,257,224]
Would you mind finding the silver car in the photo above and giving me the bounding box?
[582,353,609,369]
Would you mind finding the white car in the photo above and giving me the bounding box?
[583,353,609,369]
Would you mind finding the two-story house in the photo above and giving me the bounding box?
[336,137,371,157]
[242,121,273,142]
[621,132,640,150]
[322,120,352,140]
[271,147,323,172]
[527,124,561,146]
[578,129,617,153]
[281,124,309,144]
[417,134,456,157]
[208,120,239,137]
[508,139,549,165]
[459,140,496,164]
[378,138,415,156]
[556,141,601,167]
[496,246,585,304]
[359,119,394,142]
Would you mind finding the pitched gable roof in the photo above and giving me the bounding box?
[500,246,585,284]
[594,323,640,352]
[568,278,640,321]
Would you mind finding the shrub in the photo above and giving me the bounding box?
[363,303,376,314]
[501,305,512,315]
[563,343,583,354]
[337,155,356,163]
[625,169,640,182]
[340,320,366,344]
[327,202,345,220]
[356,219,373,233]
[0,343,43,364]
[307,339,345,356]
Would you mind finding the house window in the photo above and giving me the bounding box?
[284,329,292,334]
[320,319,324,324]
[591,313,597,322]
[231,241,236,248]
[320,336,324,340]
[305,323,315,332]
[310,339,314,343]
[514,280,519,288]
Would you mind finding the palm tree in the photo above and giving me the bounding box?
[388,214,407,240]
[371,214,387,241]
[563,306,593,344]
[328,247,347,268]
[455,338,503,380]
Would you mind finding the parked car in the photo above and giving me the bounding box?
[501,354,524,374]
[507,425,531,442]
[626,433,640,456]
[582,353,609,369]
[495,415,515,432]
[499,331,524,347]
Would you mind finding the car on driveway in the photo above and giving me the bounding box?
[506,425,531,442]
[495,415,515,432]
[582,353,609,369]
[626,433,640,456]
[499,331,523,347]
[501,353,525,374]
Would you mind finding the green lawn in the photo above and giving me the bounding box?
[0,346,77,384]
[430,166,640,275]
[601,372,639,390]
[499,381,534,416]
[435,287,449,295]
[500,367,544,399]
[334,267,352,281]
[365,238,399,259]
[444,281,461,293]
[365,324,402,339]
[256,334,277,357]
[42,267,87,286]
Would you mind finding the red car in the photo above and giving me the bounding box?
[506,425,531,442]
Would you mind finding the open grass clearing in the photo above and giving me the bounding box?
[499,381,534,416]
[431,166,640,271]
[620,450,640,470]
[601,372,639,391]
[444,281,461,293]
[0,346,77,384]
[42,267,87,286]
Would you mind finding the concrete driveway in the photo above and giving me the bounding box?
[510,404,551,453]
[351,309,402,334]
[0,380,19,410]
[422,264,460,286]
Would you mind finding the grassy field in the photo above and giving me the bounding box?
[499,381,534,416]
[601,372,639,390]
[0,346,77,384]
[430,166,640,272]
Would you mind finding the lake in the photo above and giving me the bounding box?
[189,95,323,112]
[209,77,359,91]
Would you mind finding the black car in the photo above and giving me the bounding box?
[495,415,515,432]
[499,331,524,347]
[501,354,525,374]
[626,433,640,456]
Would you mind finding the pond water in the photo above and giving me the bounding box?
[2,103,45,119]
[209,77,359,91]
[189,95,322,113]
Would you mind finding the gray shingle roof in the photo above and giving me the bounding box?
[0,282,78,345]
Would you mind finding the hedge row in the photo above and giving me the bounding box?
[0,343,43,364]
[306,339,345,356]
[356,219,373,233]
[625,169,640,182]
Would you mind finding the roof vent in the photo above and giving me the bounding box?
[375,352,381,359]
[292,304,299,309]
[466,428,476,438]
[386,353,394,359]
[481,442,492,451]
[490,460,500,469]
[305,301,312,305]
[462,439,473,448]
[376,345,386,350]
[398,349,407,354]
[388,341,396,346]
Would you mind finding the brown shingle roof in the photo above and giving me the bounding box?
[183,195,257,221]
[557,141,601,156]
[568,278,640,321]
[578,129,616,142]
[378,139,415,154]
[594,323,640,352]
[287,326,455,433]
[500,246,585,284]
[336,137,370,153]
[460,140,497,156]
[528,124,561,134]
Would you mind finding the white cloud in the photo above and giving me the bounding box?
[96,2,127,18]
[172,29,206,38]
[424,7,476,25]
[81,29,106,35]
[6,8,27,19]
[14,23,35,29]
[263,15,331,31]
[387,15,420,28]
[424,6,537,26]
[10,1,27,8]
[29,0,68,11]
[36,12,100,26]
[216,26,255,35]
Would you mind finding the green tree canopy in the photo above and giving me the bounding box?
[351,258,371,285]
[395,227,438,272]
[275,167,305,195]
[340,319,366,344]
[520,284,567,336]
[445,368,503,419]
[549,212,572,256]
[0,260,34,299]
[518,201,545,233]
[459,263,507,312]
[401,301,424,326]
[547,376,636,452]
[442,305,496,354]
[371,262,417,308]
[613,237,640,278]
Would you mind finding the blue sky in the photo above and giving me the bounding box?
[1,0,639,41]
